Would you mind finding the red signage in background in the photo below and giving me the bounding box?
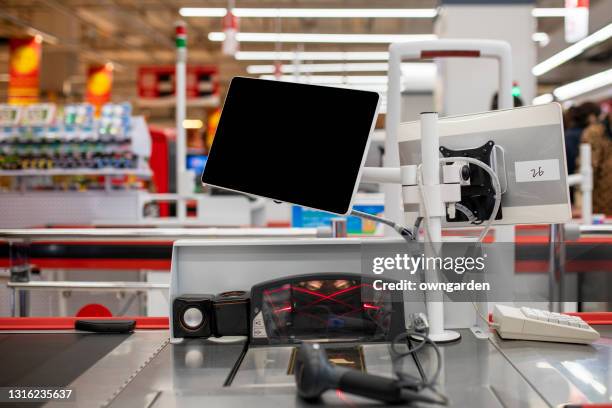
[8,36,42,105]
[565,0,590,43]
[137,66,219,106]
[86,63,113,115]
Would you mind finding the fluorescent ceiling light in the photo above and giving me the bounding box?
[247,62,436,79]
[553,68,612,100]
[235,51,390,61]
[180,8,226,17]
[181,8,437,18]
[532,8,570,18]
[532,93,554,105]
[247,62,435,74]
[259,75,389,85]
[248,63,389,74]
[532,23,612,76]
[182,6,562,19]
[208,32,437,44]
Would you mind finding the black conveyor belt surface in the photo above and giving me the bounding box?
[0,333,128,407]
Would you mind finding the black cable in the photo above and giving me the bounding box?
[408,337,429,386]
[350,209,415,241]
[350,208,448,404]
[390,331,449,405]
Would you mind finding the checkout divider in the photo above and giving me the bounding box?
[1,313,611,331]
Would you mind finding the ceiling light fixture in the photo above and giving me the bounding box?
[236,51,390,61]
[180,8,438,18]
[259,75,389,84]
[532,23,612,76]
[208,32,437,43]
[247,62,435,74]
[553,68,612,100]
[531,8,570,17]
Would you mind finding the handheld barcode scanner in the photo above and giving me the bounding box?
[294,342,444,405]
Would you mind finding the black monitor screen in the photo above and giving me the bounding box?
[201,77,380,215]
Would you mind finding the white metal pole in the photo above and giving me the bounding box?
[175,21,188,220]
[481,42,513,334]
[497,46,513,111]
[383,46,404,234]
[420,112,460,343]
[579,143,593,225]
[383,40,511,337]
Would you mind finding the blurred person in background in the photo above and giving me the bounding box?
[490,92,524,110]
[564,106,586,203]
[578,102,612,215]
[603,107,611,140]
[564,106,585,177]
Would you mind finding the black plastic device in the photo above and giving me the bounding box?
[172,292,251,339]
[440,140,502,224]
[173,272,405,343]
[172,294,215,338]
[294,342,445,405]
[249,273,406,345]
[213,291,250,337]
[75,320,135,334]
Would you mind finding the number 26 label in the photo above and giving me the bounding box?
[515,159,561,183]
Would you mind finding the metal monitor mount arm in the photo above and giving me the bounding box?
[360,39,513,343]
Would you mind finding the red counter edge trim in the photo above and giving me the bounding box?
[0,316,169,330]
[2,313,611,331]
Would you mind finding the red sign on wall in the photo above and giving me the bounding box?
[8,37,42,105]
[137,66,219,99]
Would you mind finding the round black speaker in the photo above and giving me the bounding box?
[172,295,214,338]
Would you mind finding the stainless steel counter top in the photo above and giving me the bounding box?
[0,325,605,408]
[491,325,612,407]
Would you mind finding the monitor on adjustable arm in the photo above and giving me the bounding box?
[201,77,381,216]
[397,103,572,228]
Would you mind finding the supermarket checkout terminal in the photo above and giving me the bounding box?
[1,78,610,408]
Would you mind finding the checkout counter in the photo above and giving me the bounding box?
[0,236,610,408]
[0,316,610,407]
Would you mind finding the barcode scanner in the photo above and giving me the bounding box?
[294,342,444,405]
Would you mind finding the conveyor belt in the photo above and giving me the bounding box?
[0,333,128,407]
[0,333,128,388]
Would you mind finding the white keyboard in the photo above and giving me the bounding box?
[492,305,600,344]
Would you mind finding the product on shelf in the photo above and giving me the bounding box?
[0,102,140,172]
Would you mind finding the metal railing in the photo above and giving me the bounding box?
[0,226,332,317]
[0,227,331,241]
